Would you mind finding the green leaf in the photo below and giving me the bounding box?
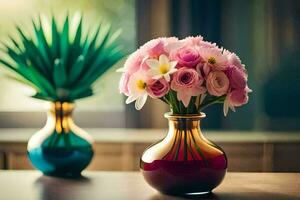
[8,36,22,52]
[53,58,67,88]
[0,59,37,90]
[84,26,111,68]
[77,26,115,84]
[51,16,60,59]
[106,28,122,46]
[79,49,123,88]
[26,63,56,97]
[32,93,56,101]
[68,17,83,70]
[68,55,84,84]
[69,86,93,100]
[18,38,50,77]
[32,18,52,71]
[0,14,124,102]
[60,15,69,68]
[1,57,53,97]
[82,24,101,58]
[73,17,82,48]
[5,45,27,65]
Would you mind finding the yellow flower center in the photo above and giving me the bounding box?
[208,57,216,65]
[159,64,169,74]
[136,79,147,90]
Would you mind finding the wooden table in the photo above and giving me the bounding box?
[0,171,299,200]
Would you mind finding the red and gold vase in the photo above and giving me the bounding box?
[140,113,227,195]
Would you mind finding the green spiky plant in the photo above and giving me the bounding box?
[0,14,124,102]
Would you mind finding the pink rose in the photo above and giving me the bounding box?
[206,71,230,96]
[163,37,179,45]
[146,78,170,98]
[171,68,206,107]
[123,50,149,74]
[223,49,245,69]
[183,36,203,46]
[170,47,202,68]
[226,65,247,89]
[140,37,179,59]
[199,40,217,48]
[195,62,204,76]
[119,73,130,95]
[140,39,166,59]
[228,89,249,106]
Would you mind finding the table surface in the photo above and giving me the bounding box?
[0,171,299,200]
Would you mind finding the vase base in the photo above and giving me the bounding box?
[43,172,82,179]
[28,146,94,179]
[162,190,212,196]
[185,191,211,195]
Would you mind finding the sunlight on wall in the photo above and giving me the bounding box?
[0,0,135,111]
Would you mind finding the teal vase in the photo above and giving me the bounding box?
[27,102,94,178]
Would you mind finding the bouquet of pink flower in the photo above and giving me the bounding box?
[118,36,251,116]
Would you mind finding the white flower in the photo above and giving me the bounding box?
[146,54,177,82]
[223,96,236,117]
[125,71,149,110]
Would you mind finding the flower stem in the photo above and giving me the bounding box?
[160,97,168,104]
[187,97,197,114]
[199,95,225,112]
[168,91,180,114]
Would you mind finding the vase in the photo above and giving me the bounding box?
[27,102,94,178]
[140,113,227,195]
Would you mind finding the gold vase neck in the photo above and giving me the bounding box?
[48,102,75,116]
[165,112,206,132]
[164,112,206,120]
[46,102,75,133]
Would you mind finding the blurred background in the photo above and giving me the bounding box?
[0,0,299,172]
[0,0,299,131]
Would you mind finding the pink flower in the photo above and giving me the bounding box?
[119,36,251,115]
[183,36,203,46]
[119,73,130,95]
[121,50,148,75]
[182,36,216,48]
[195,62,204,76]
[118,51,150,96]
[170,46,202,68]
[223,49,245,69]
[199,40,217,48]
[199,47,228,70]
[163,37,179,44]
[226,65,247,89]
[147,78,170,98]
[140,37,179,59]
[206,71,230,96]
[227,89,249,106]
[223,88,250,116]
[171,68,206,107]
[140,39,167,59]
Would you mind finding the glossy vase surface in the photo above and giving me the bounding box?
[140,113,227,195]
[27,102,94,178]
